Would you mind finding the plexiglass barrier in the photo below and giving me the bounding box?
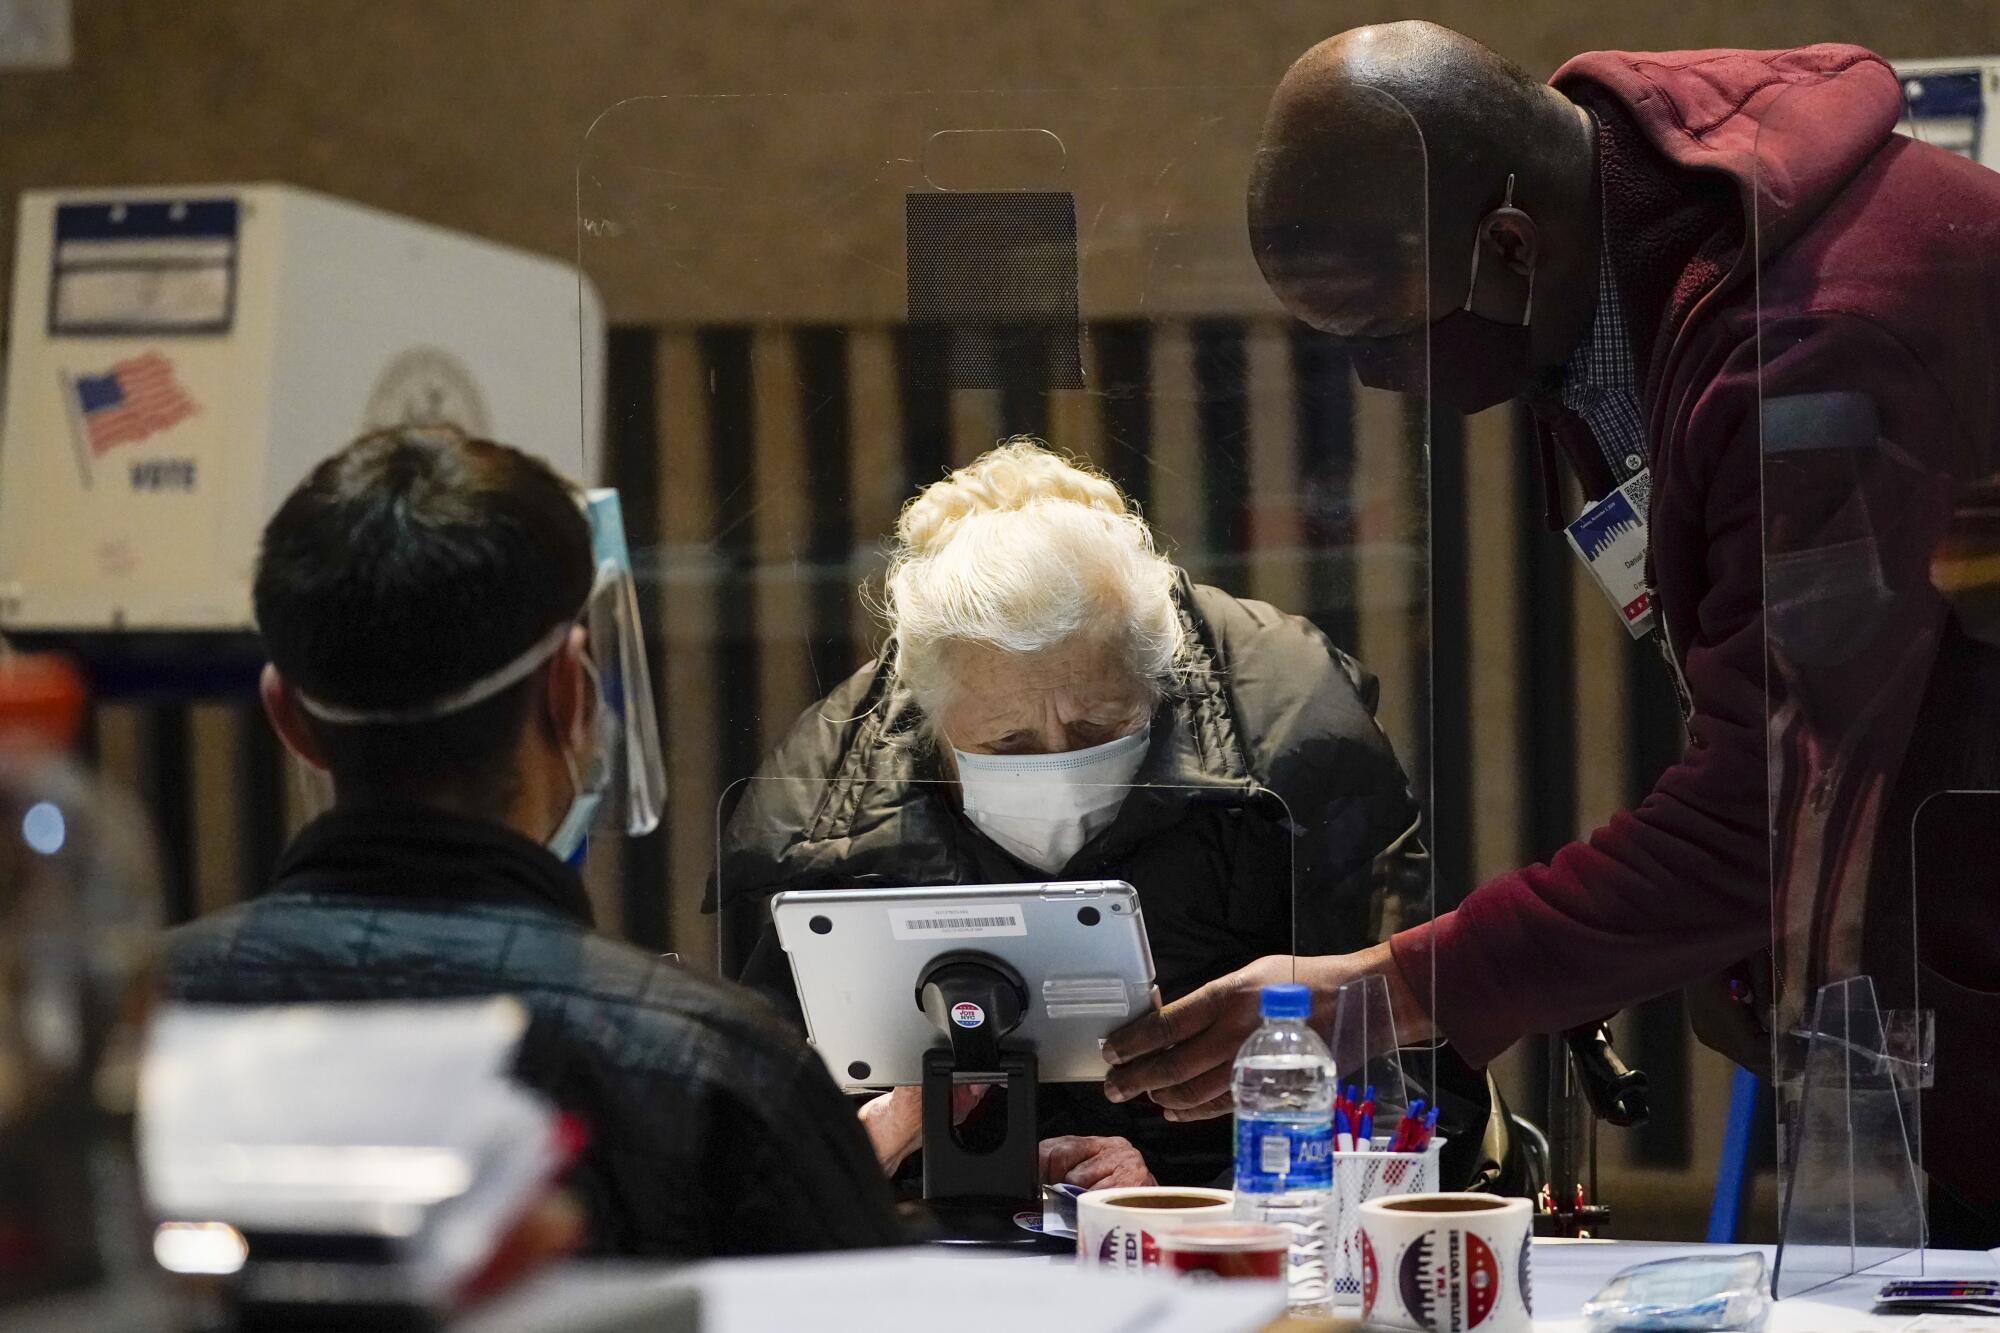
[1775,977,1928,1296]
[577,83,1434,993]
[574,80,1446,1237]
[1758,71,2000,1290]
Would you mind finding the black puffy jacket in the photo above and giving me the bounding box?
[714,578,1428,1184]
[161,804,906,1258]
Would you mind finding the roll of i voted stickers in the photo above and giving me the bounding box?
[1076,1187,1233,1271]
[1359,1193,1532,1333]
[950,1001,985,1028]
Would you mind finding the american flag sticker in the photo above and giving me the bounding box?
[61,351,199,485]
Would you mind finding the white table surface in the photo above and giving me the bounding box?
[13,1239,1996,1330]
[464,1241,2000,1330]
[890,1236,2000,1329]
[1523,1239,1998,1332]
[969,1237,2000,1330]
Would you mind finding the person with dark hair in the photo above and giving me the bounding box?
[1107,23,2000,1244]
[161,424,905,1258]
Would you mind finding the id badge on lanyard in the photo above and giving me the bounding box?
[1565,468,1657,639]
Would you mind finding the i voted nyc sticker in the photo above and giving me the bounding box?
[951,1001,986,1029]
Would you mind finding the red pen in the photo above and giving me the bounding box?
[1396,1099,1428,1151]
[1402,1106,1438,1152]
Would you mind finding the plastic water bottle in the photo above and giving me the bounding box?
[0,653,160,1308]
[1232,983,1336,1313]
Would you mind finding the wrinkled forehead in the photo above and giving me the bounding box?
[942,637,1144,693]
[933,638,1151,719]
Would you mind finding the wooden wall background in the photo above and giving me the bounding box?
[6,0,2000,322]
[10,0,1990,1239]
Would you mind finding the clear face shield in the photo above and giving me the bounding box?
[291,486,665,854]
[578,488,667,842]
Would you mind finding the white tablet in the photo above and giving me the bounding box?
[770,881,1158,1089]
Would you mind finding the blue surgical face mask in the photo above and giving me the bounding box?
[547,658,617,865]
[545,782,599,867]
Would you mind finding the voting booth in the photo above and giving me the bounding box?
[0,185,604,683]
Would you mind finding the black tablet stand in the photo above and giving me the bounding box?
[914,950,1046,1248]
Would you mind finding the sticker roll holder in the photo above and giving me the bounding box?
[914,951,1042,1246]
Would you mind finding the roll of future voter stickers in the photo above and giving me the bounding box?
[1359,1193,1533,1333]
[1075,1186,1233,1271]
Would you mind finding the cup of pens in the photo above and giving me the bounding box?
[1328,1086,1446,1309]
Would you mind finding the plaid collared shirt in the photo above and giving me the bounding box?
[1555,188,1694,729]
[1557,220,1650,487]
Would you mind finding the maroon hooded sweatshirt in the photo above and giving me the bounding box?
[1389,44,2000,1136]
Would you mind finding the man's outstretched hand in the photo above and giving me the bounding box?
[1101,944,1430,1120]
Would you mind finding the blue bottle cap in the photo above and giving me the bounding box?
[1260,983,1311,1019]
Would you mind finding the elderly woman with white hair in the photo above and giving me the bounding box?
[715,439,1440,1189]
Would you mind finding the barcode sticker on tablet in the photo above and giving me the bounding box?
[889,905,1028,940]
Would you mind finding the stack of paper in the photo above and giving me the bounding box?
[138,997,566,1313]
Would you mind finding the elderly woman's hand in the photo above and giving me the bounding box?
[858,1083,991,1175]
[1038,1135,1157,1191]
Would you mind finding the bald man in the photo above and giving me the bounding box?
[1106,24,2000,1242]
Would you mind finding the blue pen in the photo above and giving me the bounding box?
[1334,1105,1355,1153]
[1420,1106,1440,1148]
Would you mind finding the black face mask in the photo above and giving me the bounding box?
[1331,172,1539,416]
[1338,307,1537,415]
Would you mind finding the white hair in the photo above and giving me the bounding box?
[881,438,1184,724]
